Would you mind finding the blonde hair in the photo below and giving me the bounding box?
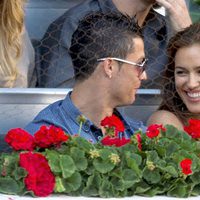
[0,0,25,87]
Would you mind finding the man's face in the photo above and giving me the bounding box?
[110,37,147,107]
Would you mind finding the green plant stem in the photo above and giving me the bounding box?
[78,122,83,136]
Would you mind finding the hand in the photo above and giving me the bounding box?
[156,0,192,32]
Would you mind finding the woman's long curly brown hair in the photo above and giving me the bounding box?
[0,0,26,87]
[159,23,200,125]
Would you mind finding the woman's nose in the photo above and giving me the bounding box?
[186,74,200,89]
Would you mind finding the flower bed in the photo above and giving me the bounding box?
[1,117,200,198]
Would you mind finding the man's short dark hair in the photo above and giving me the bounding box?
[69,11,143,82]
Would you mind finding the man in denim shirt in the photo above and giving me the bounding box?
[25,12,147,142]
[36,0,191,88]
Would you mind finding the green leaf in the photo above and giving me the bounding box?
[144,186,164,196]
[143,167,161,184]
[146,151,159,163]
[190,171,200,184]
[70,147,88,171]
[165,125,191,142]
[82,172,102,196]
[62,172,82,193]
[93,158,115,174]
[13,167,27,180]
[54,177,66,193]
[115,169,140,191]
[191,184,200,196]
[73,137,93,152]
[46,150,61,173]
[134,181,151,194]
[99,178,115,198]
[166,141,179,157]
[167,181,188,198]
[1,153,19,175]
[157,164,178,178]
[93,149,115,174]
[54,172,82,193]
[126,153,142,178]
[0,177,22,194]
[60,155,76,178]
[99,148,115,160]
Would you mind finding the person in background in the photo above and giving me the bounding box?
[147,23,200,130]
[25,12,147,142]
[36,0,191,88]
[0,0,35,88]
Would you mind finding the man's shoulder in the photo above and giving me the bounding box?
[32,99,65,122]
[24,99,66,134]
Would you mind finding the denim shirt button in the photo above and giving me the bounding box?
[97,135,103,141]
[82,121,90,132]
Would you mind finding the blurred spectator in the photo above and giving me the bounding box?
[36,0,191,88]
[0,0,35,88]
[147,23,200,130]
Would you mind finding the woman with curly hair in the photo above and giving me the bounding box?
[148,23,200,130]
[0,0,35,88]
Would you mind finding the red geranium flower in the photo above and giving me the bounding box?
[101,114,125,136]
[19,152,55,197]
[34,125,69,148]
[184,119,200,139]
[180,158,193,175]
[146,124,166,139]
[5,128,35,151]
[101,136,130,147]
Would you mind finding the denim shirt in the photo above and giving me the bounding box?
[25,92,146,143]
[36,0,171,88]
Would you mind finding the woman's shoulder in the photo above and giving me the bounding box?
[147,110,184,130]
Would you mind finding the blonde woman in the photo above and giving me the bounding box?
[0,0,35,88]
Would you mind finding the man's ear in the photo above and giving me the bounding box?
[102,59,114,79]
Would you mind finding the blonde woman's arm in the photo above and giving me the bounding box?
[147,110,184,131]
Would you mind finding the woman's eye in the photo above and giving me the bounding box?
[175,70,187,76]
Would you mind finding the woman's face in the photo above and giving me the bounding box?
[174,43,200,114]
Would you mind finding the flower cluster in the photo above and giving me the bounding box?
[1,117,200,198]
[5,125,69,150]
[100,114,130,147]
[2,125,68,197]
[184,119,200,139]
[19,152,55,196]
